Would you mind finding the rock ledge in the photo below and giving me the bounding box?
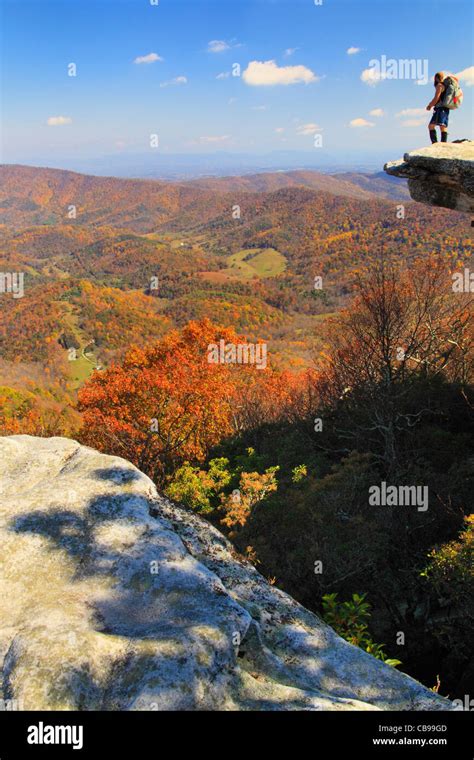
[384,141,474,213]
[0,436,454,711]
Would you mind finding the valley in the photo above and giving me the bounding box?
[0,163,470,380]
[0,164,472,698]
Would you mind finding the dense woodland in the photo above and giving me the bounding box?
[0,164,472,697]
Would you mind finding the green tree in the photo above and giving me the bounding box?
[322,593,401,667]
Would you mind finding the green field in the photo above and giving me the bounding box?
[67,353,95,386]
[58,303,100,388]
[224,248,287,279]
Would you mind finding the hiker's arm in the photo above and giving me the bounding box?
[426,84,444,110]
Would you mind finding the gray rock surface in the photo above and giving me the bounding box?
[0,436,454,711]
[384,141,474,213]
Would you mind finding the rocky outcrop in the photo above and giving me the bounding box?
[384,141,474,214]
[0,436,454,711]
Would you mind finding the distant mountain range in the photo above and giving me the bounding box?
[188,169,410,201]
[0,164,409,234]
[2,149,394,181]
[0,163,467,375]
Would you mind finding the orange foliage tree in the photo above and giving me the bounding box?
[219,467,279,535]
[78,319,289,484]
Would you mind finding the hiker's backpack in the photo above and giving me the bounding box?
[442,75,464,109]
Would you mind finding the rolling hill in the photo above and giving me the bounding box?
[188,168,410,201]
[0,163,470,379]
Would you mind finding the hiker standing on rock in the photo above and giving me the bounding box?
[426,71,463,144]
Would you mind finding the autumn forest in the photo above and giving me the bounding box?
[0,163,472,698]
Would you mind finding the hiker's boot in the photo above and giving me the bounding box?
[441,131,449,143]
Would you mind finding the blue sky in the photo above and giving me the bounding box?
[1,0,472,171]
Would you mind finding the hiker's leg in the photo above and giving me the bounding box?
[439,110,449,142]
[429,112,438,143]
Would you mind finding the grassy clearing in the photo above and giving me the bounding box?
[199,248,286,283]
[68,354,96,385]
[227,248,286,278]
[58,303,99,388]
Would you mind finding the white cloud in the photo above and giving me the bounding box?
[360,67,387,86]
[208,40,230,53]
[275,127,285,133]
[198,135,231,144]
[134,52,163,65]
[369,108,384,117]
[207,39,242,54]
[401,118,426,127]
[350,118,375,128]
[252,105,267,111]
[160,76,187,88]
[456,66,474,86]
[347,47,361,55]
[47,116,72,126]
[284,47,299,58]
[296,122,322,135]
[243,60,318,86]
[396,107,425,117]
[216,71,230,80]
